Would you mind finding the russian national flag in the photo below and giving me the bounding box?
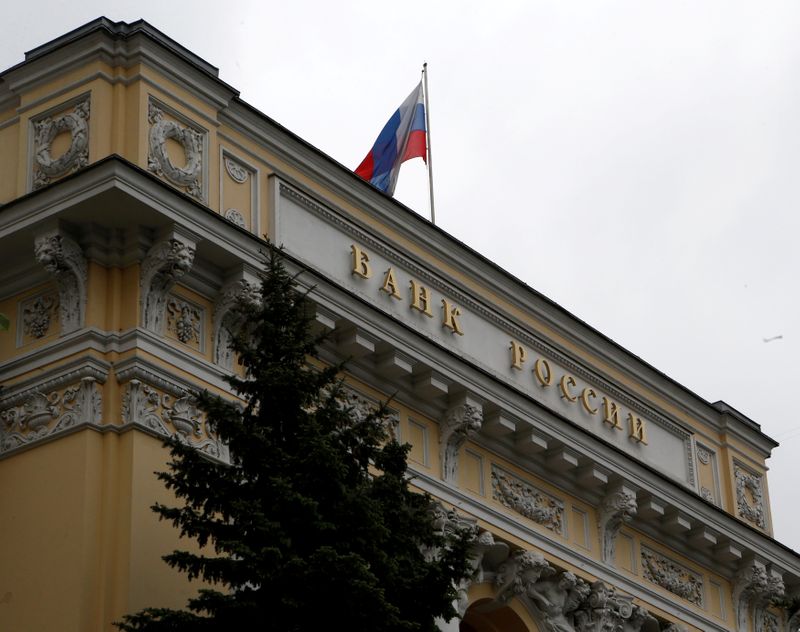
[355,82,427,196]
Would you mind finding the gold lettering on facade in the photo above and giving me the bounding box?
[559,374,578,402]
[580,387,598,414]
[350,244,372,279]
[628,413,648,444]
[602,397,622,430]
[441,299,464,335]
[380,267,402,300]
[409,280,433,317]
[533,358,552,387]
[510,340,527,370]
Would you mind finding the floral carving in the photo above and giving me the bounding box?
[22,293,59,338]
[0,377,101,453]
[32,98,90,189]
[224,156,249,183]
[696,446,711,465]
[700,486,714,503]
[147,101,204,200]
[162,395,202,437]
[439,402,482,484]
[491,465,564,534]
[121,378,225,461]
[166,295,202,346]
[224,208,246,228]
[641,546,703,606]
[735,463,766,528]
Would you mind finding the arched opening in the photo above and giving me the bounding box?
[460,598,539,632]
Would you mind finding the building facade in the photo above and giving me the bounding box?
[0,18,797,632]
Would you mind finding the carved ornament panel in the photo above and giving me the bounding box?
[18,290,60,344]
[165,293,204,351]
[0,377,101,454]
[147,99,205,201]
[734,462,766,529]
[121,378,226,461]
[641,545,704,607]
[491,464,565,535]
[31,96,90,190]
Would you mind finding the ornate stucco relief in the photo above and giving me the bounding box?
[640,545,704,607]
[0,376,102,454]
[20,290,59,342]
[31,96,90,189]
[121,378,227,461]
[147,99,205,200]
[224,156,249,183]
[754,608,780,632]
[490,465,564,535]
[212,276,260,370]
[224,208,247,228]
[734,462,766,529]
[34,229,87,335]
[165,293,204,350]
[733,561,785,632]
[140,234,196,334]
[439,399,482,484]
[598,487,638,566]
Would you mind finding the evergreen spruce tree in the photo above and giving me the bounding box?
[118,245,474,631]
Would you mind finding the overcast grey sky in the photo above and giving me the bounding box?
[5,1,800,550]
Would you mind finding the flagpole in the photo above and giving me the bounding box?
[422,62,436,224]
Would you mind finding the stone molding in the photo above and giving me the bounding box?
[490,464,565,535]
[32,95,90,189]
[599,486,638,566]
[140,231,197,334]
[34,229,87,334]
[439,397,482,484]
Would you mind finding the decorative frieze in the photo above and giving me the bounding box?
[32,96,90,189]
[21,291,59,340]
[490,465,564,535]
[734,463,766,529]
[165,294,203,349]
[598,486,637,565]
[147,99,204,200]
[439,398,482,484]
[0,376,101,454]
[34,229,87,334]
[121,378,226,461]
[640,545,704,607]
[140,233,196,334]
